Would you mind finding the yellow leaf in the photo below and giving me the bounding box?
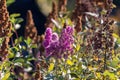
[76,44,80,51]
[48,63,54,72]
[2,72,10,80]
[117,71,120,75]
[96,72,101,78]
[112,50,114,54]
[77,46,80,51]
[88,66,93,71]
[112,33,119,39]
[67,59,73,66]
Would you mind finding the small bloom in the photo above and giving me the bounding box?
[14,24,21,30]
[45,28,52,35]
[45,28,52,40]
[52,32,59,42]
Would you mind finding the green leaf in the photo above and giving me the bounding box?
[12,47,19,53]
[116,38,120,44]
[110,57,119,68]
[103,70,116,79]
[10,13,23,24]
[0,62,6,70]
[27,57,36,61]
[8,51,14,58]
[25,37,32,45]
[10,13,21,18]
[70,73,79,78]
[30,44,37,48]
[0,38,4,44]
[7,0,15,7]
[0,61,11,70]
[14,58,24,63]
[18,37,24,42]
[15,18,24,23]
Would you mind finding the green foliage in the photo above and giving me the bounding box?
[1,0,120,80]
[10,13,23,24]
[7,0,15,7]
[2,72,10,80]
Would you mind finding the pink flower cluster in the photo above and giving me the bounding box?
[43,26,74,58]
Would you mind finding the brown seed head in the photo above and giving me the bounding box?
[71,0,94,21]
[0,0,12,37]
[0,0,12,59]
[75,16,82,32]
[25,10,38,44]
[0,37,10,60]
[45,1,58,28]
[58,0,67,13]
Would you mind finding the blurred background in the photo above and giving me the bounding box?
[7,0,120,36]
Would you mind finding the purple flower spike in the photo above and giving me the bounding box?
[43,26,74,58]
[66,26,74,34]
[43,40,50,48]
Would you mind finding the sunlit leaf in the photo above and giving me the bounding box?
[2,72,10,80]
[7,0,15,7]
[116,38,120,44]
[14,58,25,63]
[66,59,74,66]
[30,44,37,48]
[10,13,21,18]
[48,63,54,72]
[8,51,14,58]
[112,33,119,39]
[103,70,116,79]
[25,37,32,45]
[76,44,80,51]
[110,57,119,68]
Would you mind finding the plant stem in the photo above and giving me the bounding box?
[104,34,108,71]
[104,49,107,71]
